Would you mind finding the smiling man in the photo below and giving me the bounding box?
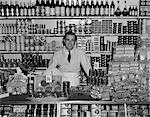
[43,31,91,86]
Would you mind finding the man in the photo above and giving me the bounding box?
[43,31,91,86]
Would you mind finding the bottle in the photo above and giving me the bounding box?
[31,2,36,16]
[122,0,129,16]
[81,0,86,16]
[134,5,138,16]
[0,1,2,16]
[20,2,24,16]
[86,0,90,16]
[45,0,50,16]
[105,1,109,16]
[50,0,55,16]
[114,1,121,16]
[110,0,115,16]
[75,0,80,16]
[95,0,100,16]
[128,5,133,16]
[41,0,46,16]
[1,2,5,16]
[90,0,95,16]
[100,1,104,16]
[15,0,19,16]
[70,0,75,16]
[35,0,40,16]
[65,0,70,16]
[9,0,14,16]
[5,1,9,17]
[27,2,32,16]
[55,0,60,16]
[60,0,65,16]
[23,2,28,16]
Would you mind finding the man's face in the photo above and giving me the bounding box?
[64,34,76,51]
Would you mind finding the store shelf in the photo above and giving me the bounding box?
[0,51,55,54]
[0,16,139,20]
[0,33,140,37]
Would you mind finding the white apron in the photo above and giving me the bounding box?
[62,72,80,86]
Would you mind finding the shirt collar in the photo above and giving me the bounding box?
[63,47,76,54]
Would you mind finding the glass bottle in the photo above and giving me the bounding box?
[35,0,40,16]
[15,0,19,16]
[50,0,55,16]
[45,0,50,16]
[20,2,24,16]
[31,2,36,16]
[86,0,90,16]
[122,0,129,16]
[100,1,104,16]
[134,5,138,16]
[60,0,65,16]
[55,0,60,16]
[105,1,109,16]
[90,0,95,16]
[81,0,86,16]
[75,0,80,16]
[5,1,9,17]
[114,1,121,16]
[1,1,4,16]
[95,0,100,16]
[27,2,32,16]
[9,0,14,16]
[23,2,28,16]
[65,0,70,16]
[41,0,46,16]
[110,0,115,16]
[70,0,75,16]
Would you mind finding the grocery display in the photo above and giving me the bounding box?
[0,0,150,117]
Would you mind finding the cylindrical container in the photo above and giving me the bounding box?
[63,81,70,97]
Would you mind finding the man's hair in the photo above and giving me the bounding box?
[62,31,77,46]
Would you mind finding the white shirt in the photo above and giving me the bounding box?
[44,47,91,76]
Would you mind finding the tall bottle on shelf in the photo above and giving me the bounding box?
[27,2,32,16]
[41,0,46,16]
[60,0,65,16]
[110,0,115,16]
[65,0,70,16]
[105,1,109,16]
[81,0,86,16]
[95,0,100,16]
[35,0,40,16]
[70,0,75,17]
[75,0,80,16]
[15,0,19,16]
[134,5,138,16]
[55,0,60,16]
[5,1,9,17]
[90,0,95,16]
[122,0,129,16]
[10,0,14,16]
[20,2,24,16]
[23,2,28,16]
[114,1,121,16]
[50,0,56,16]
[45,0,50,16]
[100,1,104,16]
[86,0,90,16]
[31,1,36,16]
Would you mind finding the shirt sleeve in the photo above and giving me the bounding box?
[80,50,92,76]
[43,52,59,75]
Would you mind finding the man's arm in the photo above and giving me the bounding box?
[80,50,92,76]
[43,52,59,75]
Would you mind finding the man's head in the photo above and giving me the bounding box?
[63,31,77,51]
